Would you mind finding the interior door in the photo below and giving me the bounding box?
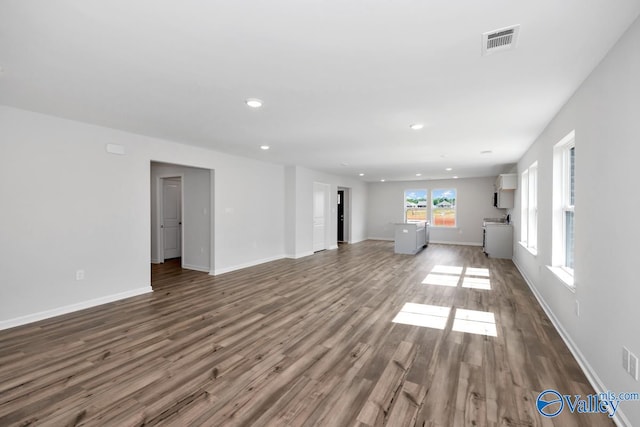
[313,182,329,252]
[337,190,344,242]
[162,178,182,260]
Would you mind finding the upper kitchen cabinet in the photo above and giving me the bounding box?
[496,173,517,190]
[495,173,517,209]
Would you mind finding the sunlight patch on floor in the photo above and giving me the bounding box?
[452,308,498,337]
[392,302,451,330]
[465,267,490,277]
[422,273,459,287]
[431,265,464,275]
[462,276,491,290]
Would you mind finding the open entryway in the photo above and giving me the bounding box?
[337,189,344,242]
[150,162,213,287]
[337,187,351,244]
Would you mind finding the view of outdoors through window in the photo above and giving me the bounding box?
[404,189,427,222]
[431,189,457,227]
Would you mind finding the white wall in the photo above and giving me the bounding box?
[367,177,505,245]
[0,106,285,327]
[512,17,640,426]
[285,166,368,258]
[150,162,211,272]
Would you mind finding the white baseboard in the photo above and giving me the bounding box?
[182,263,210,273]
[285,251,314,260]
[328,245,338,250]
[0,286,153,331]
[150,258,161,264]
[212,254,286,276]
[512,258,631,427]
[366,238,481,247]
[429,240,482,246]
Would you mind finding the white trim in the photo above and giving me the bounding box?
[518,241,538,257]
[328,244,338,250]
[547,265,576,292]
[182,264,211,273]
[429,240,482,247]
[367,238,481,246]
[212,254,286,275]
[286,251,314,259]
[150,258,162,264]
[513,258,631,427]
[0,286,153,331]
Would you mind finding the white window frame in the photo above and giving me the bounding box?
[431,188,457,227]
[404,189,428,223]
[527,162,538,252]
[520,170,528,244]
[519,162,537,254]
[561,144,575,274]
[551,130,575,288]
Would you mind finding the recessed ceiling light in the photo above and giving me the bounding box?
[445,167,453,171]
[480,150,493,155]
[359,173,365,176]
[453,176,459,179]
[380,179,386,182]
[245,98,263,108]
[260,145,270,150]
[410,123,424,130]
[416,173,422,177]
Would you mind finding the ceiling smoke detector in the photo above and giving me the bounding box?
[481,25,520,56]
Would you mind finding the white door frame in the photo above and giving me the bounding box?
[313,182,331,252]
[337,186,352,243]
[157,175,184,266]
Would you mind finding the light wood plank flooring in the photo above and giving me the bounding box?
[0,242,611,426]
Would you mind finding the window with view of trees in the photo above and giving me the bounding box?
[431,189,456,227]
[404,189,428,222]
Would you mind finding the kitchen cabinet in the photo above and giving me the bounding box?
[495,173,516,209]
[496,190,514,209]
[483,224,513,259]
[394,222,429,255]
[496,173,517,190]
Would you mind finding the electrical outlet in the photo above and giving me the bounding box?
[76,270,85,281]
[623,347,630,372]
[630,353,639,381]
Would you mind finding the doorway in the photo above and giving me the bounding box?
[337,190,345,242]
[150,162,212,275]
[161,177,182,261]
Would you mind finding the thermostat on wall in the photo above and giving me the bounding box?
[106,143,125,155]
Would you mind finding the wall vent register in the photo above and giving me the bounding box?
[482,25,520,56]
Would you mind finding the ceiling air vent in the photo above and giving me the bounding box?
[481,25,520,56]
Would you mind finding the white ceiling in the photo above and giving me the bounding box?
[2,1,639,181]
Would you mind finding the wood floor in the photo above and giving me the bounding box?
[0,242,611,426]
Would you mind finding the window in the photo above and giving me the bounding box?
[520,162,538,252]
[563,146,575,270]
[520,170,528,242]
[431,189,456,227]
[552,131,575,279]
[404,189,427,222]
